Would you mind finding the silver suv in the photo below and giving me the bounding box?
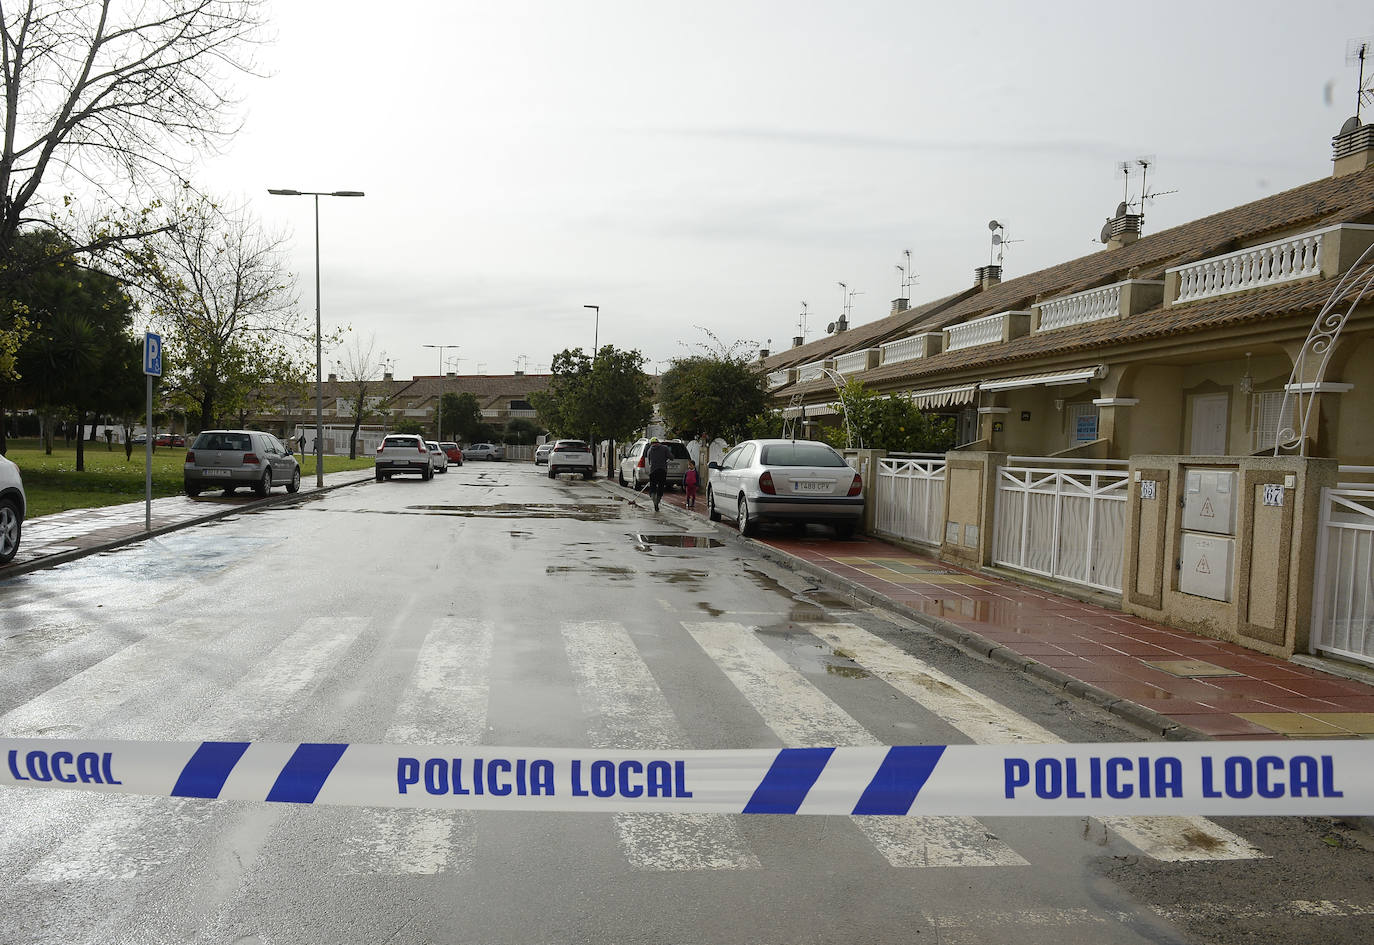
[618,438,690,490]
[375,434,433,481]
[0,452,25,564]
[185,430,301,498]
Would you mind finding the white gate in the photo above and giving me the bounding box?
[1311,485,1374,667]
[873,456,946,547]
[991,459,1129,594]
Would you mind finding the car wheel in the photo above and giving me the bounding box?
[287,468,301,494]
[833,521,856,540]
[582,470,593,480]
[548,468,557,479]
[0,498,21,564]
[185,481,201,498]
[618,468,627,486]
[707,487,722,522]
[375,468,384,482]
[422,466,432,481]
[223,486,236,496]
[254,470,271,498]
[738,495,758,537]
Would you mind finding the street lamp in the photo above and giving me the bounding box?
[423,343,459,440]
[584,304,599,358]
[268,187,365,487]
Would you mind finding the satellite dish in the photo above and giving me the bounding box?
[987,220,1001,231]
[991,234,1003,246]
[826,322,836,334]
[1340,115,1363,135]
[1100,221,1112,243]
[1115,201,1129,217]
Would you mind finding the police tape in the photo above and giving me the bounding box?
[2,738,1370,816]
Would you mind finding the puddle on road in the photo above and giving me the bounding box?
[546,564,636,581]
[635,533,725,550]
[322,502,623,521]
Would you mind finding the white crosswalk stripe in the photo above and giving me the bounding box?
[683,620,1028,868]
[336,617,493,875]
[561,619,760,871]
[808,622,1265,862]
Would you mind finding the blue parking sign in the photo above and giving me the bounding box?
[144,332,162,376]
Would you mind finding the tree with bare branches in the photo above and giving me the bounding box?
[338,332,389,459]
[134,192,309,430]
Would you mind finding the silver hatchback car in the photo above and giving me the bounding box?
[185,430,301,497]
[706,438,863,539]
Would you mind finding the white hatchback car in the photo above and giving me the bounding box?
[706,439,863,539]
[0,452,26,564]
[426,440,449,474]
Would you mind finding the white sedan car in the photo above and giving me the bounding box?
[0,452,25,564]
[706,439,863,539]
[426,440,449,474]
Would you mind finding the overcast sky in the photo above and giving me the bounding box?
[196,0,1374,381]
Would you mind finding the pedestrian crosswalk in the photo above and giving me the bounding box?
[0,610,1272,885]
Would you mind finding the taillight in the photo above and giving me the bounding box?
[418,445,426,454]
[759,471,776,495]
[376,445,384,453]
[185,451,195,464]
[848,472,863,496]
[637,457,645,468]
[242,452,260,465]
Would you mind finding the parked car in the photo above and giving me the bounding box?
[375,434,433,481]
[0,452,26,565]
[534,443,553,465]
[618,438,691,490]
[130,433,148,446]
[184,430,301,498]
[426,440,449,474]
[706,438,863,539]
[441,442,464,466]
[154,433,173,447]
[171,434,186,447]
[548,439,595,479]
[462,442,505,461]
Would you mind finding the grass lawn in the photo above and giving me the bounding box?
[4,439,374,518]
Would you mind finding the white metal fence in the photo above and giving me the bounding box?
[873,456,946,547]
[1311,484,1374,667]
[991,459,1130,594]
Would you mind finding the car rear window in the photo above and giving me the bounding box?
[555,441,588,451]
[383,436,422,448]
[192,433,252,451]
[760,443,847,467]
[665,443,691,459]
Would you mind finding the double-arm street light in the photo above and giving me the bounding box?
[268,188,365,487]
[423,344,459,440]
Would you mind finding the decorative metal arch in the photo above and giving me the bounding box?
[1273,241,1374,456]
[820,367,860,449]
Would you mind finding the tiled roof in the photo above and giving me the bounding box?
[314,373,552,409]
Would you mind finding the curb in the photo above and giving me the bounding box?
[1,473,375,580]
[594,477,1207,743]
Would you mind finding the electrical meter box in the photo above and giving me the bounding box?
[1182,468,1237,535]
[1180,532,1234,602]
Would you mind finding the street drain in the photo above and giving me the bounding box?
[636,533,724,549]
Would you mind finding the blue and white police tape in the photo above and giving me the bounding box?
[2,739,1370,815]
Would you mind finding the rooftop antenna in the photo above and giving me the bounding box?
[1348,37,1374,122]
[1135,155,1177,233]
[476,362,487,374]
[988,220,1021,266]
[797,301,808,342]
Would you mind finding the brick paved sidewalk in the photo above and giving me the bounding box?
[652,483,1374,741]
[4,468,373,575]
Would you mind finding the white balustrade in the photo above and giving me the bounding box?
[1038,284,1122,331]
[879,335,924,365]
[796,361,827,383]
[832,350,872,375]
[946,312,1013,351]
[767,370,791,388]
[1170,229,1324,303]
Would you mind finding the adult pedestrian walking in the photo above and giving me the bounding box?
[644,436,671,512]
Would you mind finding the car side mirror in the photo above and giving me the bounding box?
[708,462,722,470]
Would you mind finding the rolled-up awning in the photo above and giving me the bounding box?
[782,403,839,418]
[979,365,1106,392]
[905,384,978,410]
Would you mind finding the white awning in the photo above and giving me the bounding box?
[781,403,839,418]
[979,365,1105,392]
[905,384,977,410]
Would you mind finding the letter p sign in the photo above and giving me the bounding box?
[144,332,162,377]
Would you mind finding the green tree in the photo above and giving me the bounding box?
[823,378,956,453]
[440,391,483,441]
[337,333,388,458]
[393,419,424,435]
[531,346,653,475]
[504,417,542,445]
[658,348,770,484]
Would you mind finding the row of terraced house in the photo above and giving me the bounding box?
[758,119,1374,672]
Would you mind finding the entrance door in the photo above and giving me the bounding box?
[1189,393,1229,455]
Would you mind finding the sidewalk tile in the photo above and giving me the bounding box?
[1168,714,1282,736]
[1234,713,1350,736]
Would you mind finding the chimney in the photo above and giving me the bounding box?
[891,297,910,314]
[514,369,523,376]
[1333,116,1374,177]
[1101,201,1143,250]
[792,335,805,348]
[327,372,338,382]
[834,315,848,333]
[758,347,770,360]
[974,265,1002,290]
[447,371,457,378]
[383,371,393,382]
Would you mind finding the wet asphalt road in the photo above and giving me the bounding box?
[0,462,1369,945]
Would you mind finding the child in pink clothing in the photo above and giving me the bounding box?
[684,461,699,510]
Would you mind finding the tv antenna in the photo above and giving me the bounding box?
[988,220,1021,266]
[797,301,808,342]
[896,248,919,297]
[1348,37,1374,122]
